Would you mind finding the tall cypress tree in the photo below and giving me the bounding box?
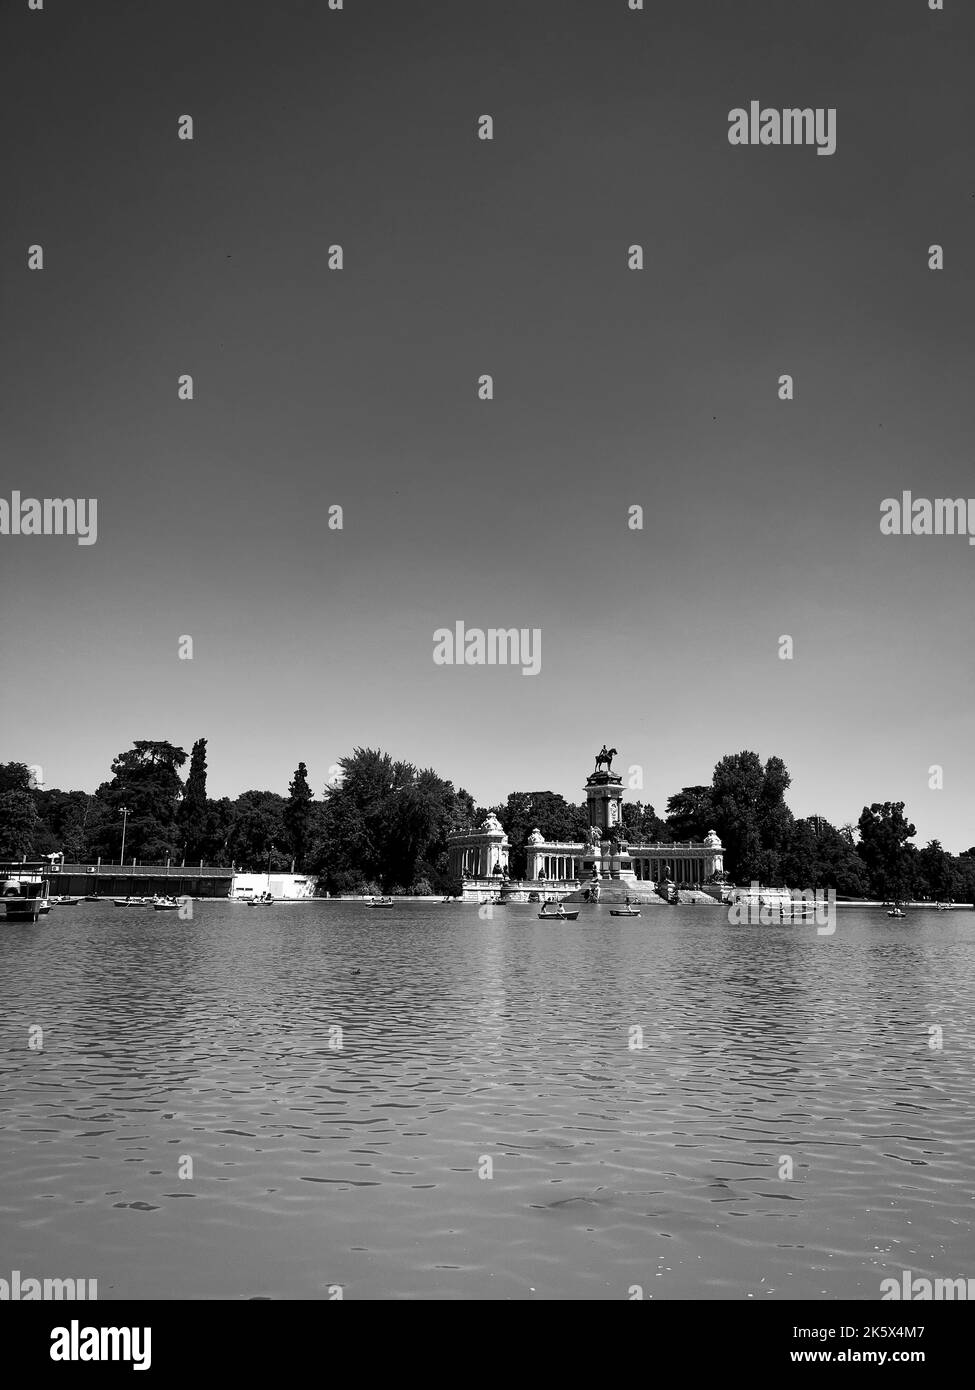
[179,738,208,862]
[284,762,314,870]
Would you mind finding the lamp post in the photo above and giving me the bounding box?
[119,806,130,873]
[267,844,274,891]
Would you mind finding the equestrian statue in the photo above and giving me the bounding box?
[594,745,617,773]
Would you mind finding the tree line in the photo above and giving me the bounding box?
[0,743,972,902]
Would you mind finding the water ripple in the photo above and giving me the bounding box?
[1,902,973,1298]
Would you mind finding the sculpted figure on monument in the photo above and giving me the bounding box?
[586,824,602,847]
[594,745,617,773]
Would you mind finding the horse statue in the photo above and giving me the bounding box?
[594,745,617,773]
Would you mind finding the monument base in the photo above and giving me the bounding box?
[563,881,661,905]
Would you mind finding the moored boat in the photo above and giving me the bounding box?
[152,896,180,911]
[2,863,52,922]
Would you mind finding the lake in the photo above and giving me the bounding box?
[1,900,973,1300]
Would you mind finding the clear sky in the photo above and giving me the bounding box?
[1,0,972,851]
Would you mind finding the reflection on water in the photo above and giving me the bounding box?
[1,902,973,1299]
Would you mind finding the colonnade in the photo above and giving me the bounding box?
[452,845,506,877]
[538,855,583,880]
[632,856,708,883]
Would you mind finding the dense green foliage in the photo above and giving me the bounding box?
[1,742,972,902]
[0,762,40,859]
[177,739,209,862]
[311,748,474,894]
[283,763,314,872]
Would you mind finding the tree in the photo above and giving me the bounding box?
[953,852,975,906]
[94,741,188,861]
[710,753,766,881]
[782,816,870,896]
[856,802,917,901]
[0,764,39,858]
[623,801,668,842]
[199,797,235,864]
[32,789,92,861]
[702,752,796,884]
[311,749,473,893]
[665,786,716,841]
[781,818,821,887]
[0,762,35,795]
[178,739,208,861]
[226,791,288,871]
[491,791,589,877]
[816,821,870,897]
[917,841,956,901]
[758,756,795,858]
[283,762,315,870]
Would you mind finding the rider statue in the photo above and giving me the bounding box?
[594,744,616,773]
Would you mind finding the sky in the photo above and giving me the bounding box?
[1,0,973,851]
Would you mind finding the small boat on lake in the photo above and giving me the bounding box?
[538,903,579,920]
[113,896,147,906]
[247,891,275,906]
[53,896,80,906]
[887,905,907,918]
[152,896,180,911]
[610,899,641,917]
[367,896,394,909]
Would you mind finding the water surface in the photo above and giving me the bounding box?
[1,901,973,1299]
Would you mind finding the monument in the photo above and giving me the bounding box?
[446,746,728,905]
[576,746,639,894]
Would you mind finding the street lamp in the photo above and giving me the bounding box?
[119,806,130,870]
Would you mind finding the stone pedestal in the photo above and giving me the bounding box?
[582,842,638,883]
